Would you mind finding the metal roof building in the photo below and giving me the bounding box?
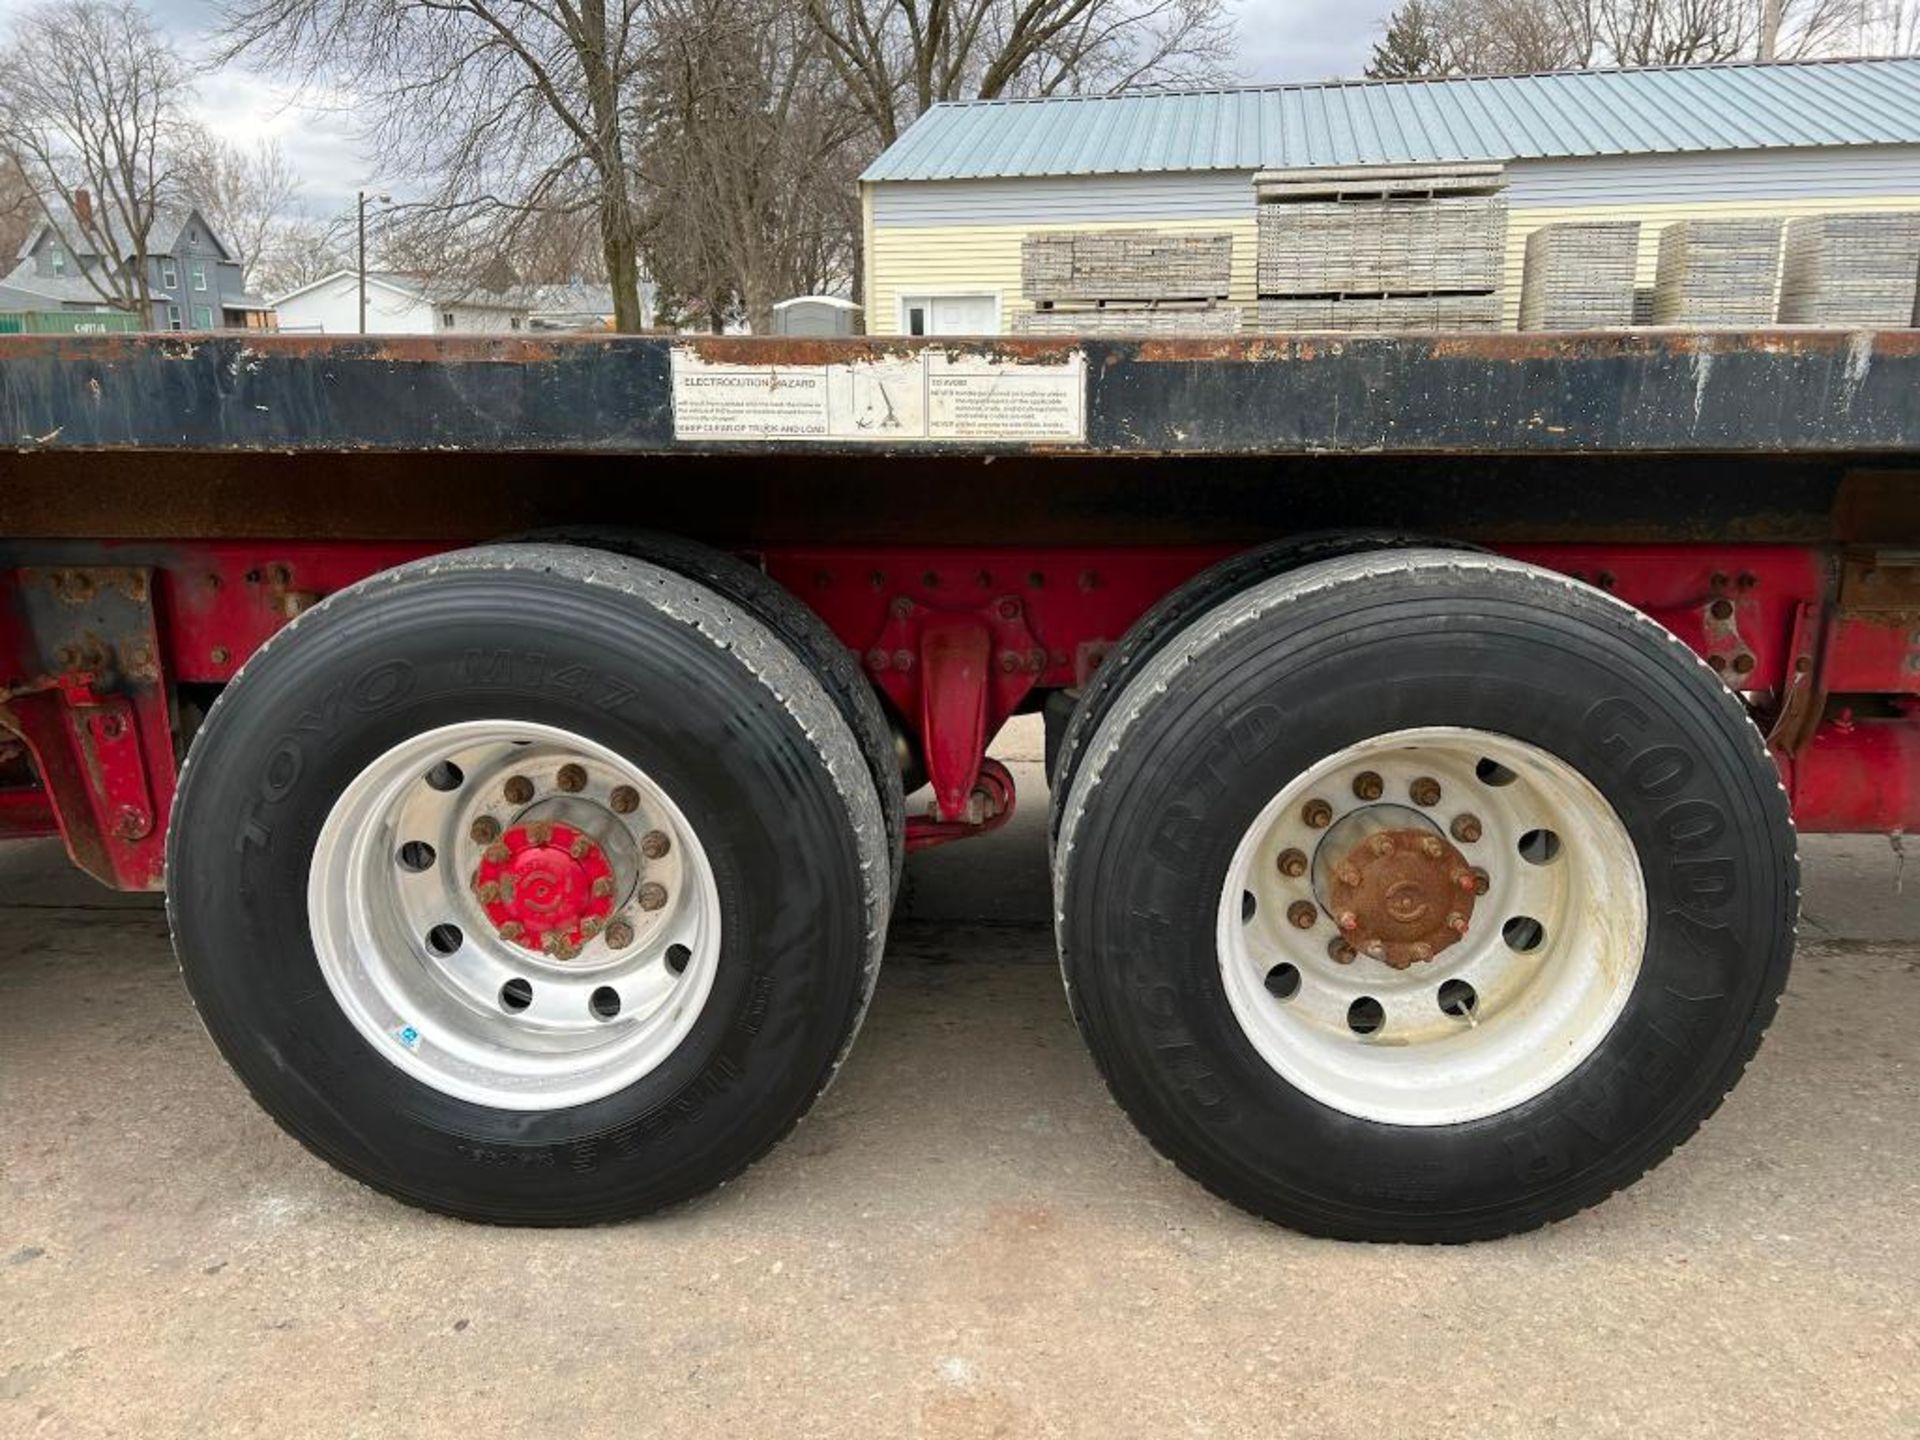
[860,59,1920,338]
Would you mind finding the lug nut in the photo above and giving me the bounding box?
[475,880,501,904]
[1276,847,1308,878]
[591,876,615,898]
[1328,938,1357,965]
[1370,834,1395,856]
[1351,771,1384,801]
[638,882,668,912]
[1303,799,1333,829]
[556,763,587,793]
[580,916,604,937]
[605,919,634,949]
[1409,942,1433,963]
[485,842,510,865]
[499,920,524,940]
[1337,865,1362,888]
[1287,901,1318,930]
[1363,940,1387,961]
[1419,836,1445,859]
[1450,813,1483,843]
[527,820,553,845]
[1410,776,1441,807]
[641,830,671,860]
[1337,909,1360,933]
[1452,869,1476,891]
[497,874,517,902]
[610,785,639,815]
[470,815,501,845]
[570,834,594,860]
[1446,911,1469,936]
[504,775,534,804]
[1470,868,1491,895]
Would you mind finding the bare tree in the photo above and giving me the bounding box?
[0,157,34,264]
[174,133,302,291]
[803,0,1236,147]
[220,0,654,330]
[252,211,353,296]
[0,0,191,314]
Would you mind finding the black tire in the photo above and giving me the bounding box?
[166,544,889,1224]
[1048,531,1480,848]
[512,526,906,894]
[1055,550,1796,1242]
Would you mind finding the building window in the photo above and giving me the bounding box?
[161,258,177,288]
[48,243,65,276]
[442,311,456,329]
[191,304,213,330]
[190,259,207,291]
[166,304,182,332]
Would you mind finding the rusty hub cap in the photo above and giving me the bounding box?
[472,820,615,959]
[1325,826,1475,970]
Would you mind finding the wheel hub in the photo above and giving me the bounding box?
[473,819,615,959]
[1320,809,1477,969]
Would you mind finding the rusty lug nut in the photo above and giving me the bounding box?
[1709,598,1735,621]
[605,919,635,950]
[1409,942,1433,963]
[591,875,616,899]
[1450,813,1483,843]
[1337,910,1360,933]
[1451,869,1476,892]
[1287,901,1318,930]
[1276,847,1308,878]
[641,829,671,860]
[499,921,524,941]
[497,874,517,902]
[1370,833,1395,857]
[1446,911,1469,936]
[1471,868,1491,896]
[1419,836,1445,860]
[1327,938,1357,965]
[503,775,535,805]
[569,834,592,860]
[1337,865,1362,887]
[1410,776,1442,807]
[1302,798,1333,828]
[556,763,587,793]
[470,815,501,845]
[1351,770,1384,801]
[579,916,604,938]
[475,880,501,904]
[609,785,639,815]
[484,842,510,865]
[1362,940,1388,961]
[638,882,669,912]
[527,820,554,846]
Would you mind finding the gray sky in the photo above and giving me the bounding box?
[0,0,1383,217]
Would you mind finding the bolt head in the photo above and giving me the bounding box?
[1409,942,1433,962]
[499,920,524,940]
[610,785,640,815]
[526,820,553,846]
[475,880,501,904]
[1410,777,1441,807]
[1287,901,1318,930]
[1276,847,1308,878]
[605,920,635,949]
[1446,911,1469,936]
[638,882,668,912]
[556,763,587,793]
[1450,813,1483,843]
[1419,836,1445,860]
[470,815,501,844]
[484,842,510,865]
[1328,939,1356,964]
[1351,770,1384,801]
[1337,865,1362,888]
[1362,940,1387,960]
[1471,868,1491,896]
[641,830,671,860]
[591,875,615,898]
[569,834,592,860]
[1369,833,1395,857]
[1303,799,1333,828]
[503,775,535,805]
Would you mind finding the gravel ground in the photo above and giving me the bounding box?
[3,721,1917,1439]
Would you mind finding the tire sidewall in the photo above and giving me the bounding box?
[170,559,870,1220]
[1062,568,1794,1236]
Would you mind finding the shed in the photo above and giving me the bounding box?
[772,296,863,336]
[859,57,1920,334]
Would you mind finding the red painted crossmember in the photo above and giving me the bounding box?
[472,820,614,958]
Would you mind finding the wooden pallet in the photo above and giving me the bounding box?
[1519,222,1641,330]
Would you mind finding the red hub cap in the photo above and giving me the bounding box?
[472,820,615,958]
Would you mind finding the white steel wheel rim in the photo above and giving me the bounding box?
[308,720,722,1110]
[1217,726,1646,1126]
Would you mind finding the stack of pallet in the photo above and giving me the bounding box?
[1650,219,1782,325]
[1518,222,1641,329]
[1777,212,1920,324]
[1249,164,1507,332]
[1015,230,1238,334]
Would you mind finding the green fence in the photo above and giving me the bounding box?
[0,310,142,335]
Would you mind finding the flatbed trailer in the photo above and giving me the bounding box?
[2,330,1916,1241]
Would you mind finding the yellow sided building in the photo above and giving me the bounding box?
[859,58,1920,336]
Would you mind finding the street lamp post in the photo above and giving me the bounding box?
[357,190,391,335]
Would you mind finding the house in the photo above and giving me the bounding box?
[858,57,1920,334]
[0,193,275,331]
[771,295,862,336]
[526,280,662,331]
[272,270,534,335]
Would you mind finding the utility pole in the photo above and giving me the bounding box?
[357,191,391,334]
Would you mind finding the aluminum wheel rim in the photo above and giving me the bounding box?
[1217,726,1646,1126]
[308,720,722,1110]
